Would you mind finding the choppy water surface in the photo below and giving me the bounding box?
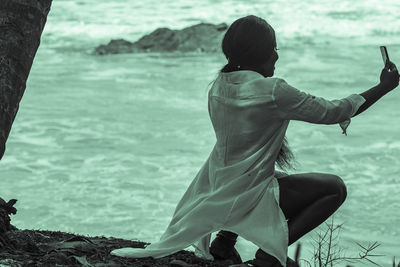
[1,1,399,265]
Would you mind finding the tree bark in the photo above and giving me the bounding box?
[0,0,52,160]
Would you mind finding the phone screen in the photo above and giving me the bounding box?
[380,46,390,65]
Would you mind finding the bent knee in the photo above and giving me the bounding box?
[326,174,347,204]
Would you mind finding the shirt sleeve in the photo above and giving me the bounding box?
[273,78,366,134]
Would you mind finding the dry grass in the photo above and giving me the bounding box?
[293,216,400,267]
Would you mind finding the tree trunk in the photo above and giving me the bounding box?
[0,0,52,160]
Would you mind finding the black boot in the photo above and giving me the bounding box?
[243,249,300,267]
[209,231,242,264]
[242,249,281,267]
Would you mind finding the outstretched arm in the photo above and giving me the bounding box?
[273,61,399,124]
[273,79,365,124]
[353,61,399,117]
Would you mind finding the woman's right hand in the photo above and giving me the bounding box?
[380,60,399,91]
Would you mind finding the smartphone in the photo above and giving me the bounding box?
[380,46,390,66]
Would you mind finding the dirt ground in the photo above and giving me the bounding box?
[0,199,233,267]
[0,229,236,267]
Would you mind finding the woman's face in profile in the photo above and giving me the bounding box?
[263,48,279,77]
[261,31,279,78]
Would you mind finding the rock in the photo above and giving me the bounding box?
[0,198,17,215]
[0,198,18,250]
[94,39,138,55]
[169,259,192,267]
[93,22,228,55]
[0,198,17,234]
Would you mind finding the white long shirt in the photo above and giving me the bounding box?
[111,70,366,267]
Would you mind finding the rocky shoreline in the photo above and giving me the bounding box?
[93,22,228,55]
[0,198,234,267]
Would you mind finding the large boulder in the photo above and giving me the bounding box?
[93,22,228,55]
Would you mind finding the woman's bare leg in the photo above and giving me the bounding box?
[217,172,347,242]
[252,172,347,266]
[213,172,347,266]
[277,172,347,245]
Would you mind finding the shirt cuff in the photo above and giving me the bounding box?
[338,94,366,136]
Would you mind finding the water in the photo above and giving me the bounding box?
[1,1,399,266]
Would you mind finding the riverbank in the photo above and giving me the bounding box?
[4,46,399,266]
[0,229,232,266]
[0,198,233,267]
[3,16,399,266]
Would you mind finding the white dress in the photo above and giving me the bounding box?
[111,70,366,267]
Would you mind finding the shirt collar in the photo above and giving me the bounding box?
[220,70,264,84]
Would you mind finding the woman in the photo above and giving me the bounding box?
[111,15,399,267]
